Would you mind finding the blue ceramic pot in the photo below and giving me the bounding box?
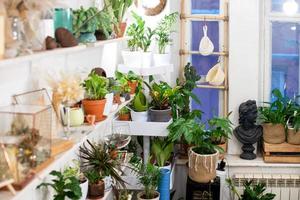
[79,32,96,43]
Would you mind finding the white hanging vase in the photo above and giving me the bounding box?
[199,25,214,56]
[206,62,225,86]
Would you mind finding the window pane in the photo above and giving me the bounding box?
[271,22,300,100]
[191,21,220,122]
[191,0,220,14]
[272,0,300,13]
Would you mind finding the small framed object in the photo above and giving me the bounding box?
[134,0,167,16]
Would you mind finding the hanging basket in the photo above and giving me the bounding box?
[188,147,219,183]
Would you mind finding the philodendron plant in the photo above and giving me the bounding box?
[208,113,233,145]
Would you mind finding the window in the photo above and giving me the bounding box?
[264,0,300,101]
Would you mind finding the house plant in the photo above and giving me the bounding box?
[130,90,149,121]
[36,170,82,200]
[151,137,174,189]
[168,117,218,183]
[95,9,115,40]
[259,89,287,144]
[115,71,142,95]
[227,179,276,200]
[145,81,174,122]
[81,71,109,122]
[73,7,99,43]
[84,169,105,199]
[153,12,178,66]
[105,0,133,37]
[118,107,131,121]
[137,162,160,200]
[286,100,300,144]
[79,140,126,193]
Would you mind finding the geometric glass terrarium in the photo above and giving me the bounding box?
[0,105,52,188]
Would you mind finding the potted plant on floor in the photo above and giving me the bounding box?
[81,71,109,122]
[137,162,160,200]
[79,140,126,195]
[36,170,82,200]
[130,90,149,122]
[153,12,178,66]
[151,137,174,189]
[118,107,131,121]
[145,81,174,122]
[168,116,218,183]
[84,169,105,199]
[259,89,287,144]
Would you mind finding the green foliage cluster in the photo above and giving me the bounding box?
[81,71,109,100]
[151,137,173,167]
[208,113,233,144]
[37,170,82,200]
[115,70,143,93]
[132,90,148,112]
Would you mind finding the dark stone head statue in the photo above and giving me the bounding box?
[238,100,258,130]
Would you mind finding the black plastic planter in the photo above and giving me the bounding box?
[149,107,172,122]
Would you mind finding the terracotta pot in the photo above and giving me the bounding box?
[82,99,106,122]
[137,191,160,200]
[128,81,138,95]
[87,180,104,199]
[263,123,286,144]
[188,147,219,183]
[118,113,131,121]
[114,93,121,104]
[287,128,300,145]
[116,22,127,38]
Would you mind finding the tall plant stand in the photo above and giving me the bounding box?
[179,0,229,116]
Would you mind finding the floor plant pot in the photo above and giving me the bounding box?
[149,107,172,122]
[188,147,219,183]
[82,99,106,122]
[122,50,142,68]
[87,180,104,199]
[287,128,300,145]
[131,110,148,122]
[158,168,170,199]
[153,53,170,66]
[79,32,96,43]
[128,81,138,95]
[137,191,160,200]
[80,179,88,200]
[142,52,152,68]
[159,162,174,189]
[263,123,285,144]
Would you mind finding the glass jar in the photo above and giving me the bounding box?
[54,8,73,32]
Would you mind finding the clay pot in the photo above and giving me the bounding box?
[188,147,219,183]
[287,128,300,145]
[55,28,78,47]
[137,191,160,200]
[263,123,286,144]
[116,22,127,38]
[114,93,121,104]
[87,180,104,199]
[128,81,138,95]
[82,99,106,122]
[118,113,131,121]
[149,107,172,122]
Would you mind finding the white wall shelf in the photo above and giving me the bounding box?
[0,99,131,200]
[0,38,127,68]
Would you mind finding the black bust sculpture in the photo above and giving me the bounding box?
[233,100,262,160]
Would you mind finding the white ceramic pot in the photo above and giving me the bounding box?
[69,107,84,126]
[153,53,170,66]
[137,191,160,200]
[80,179,88,200]
[122,50,142,68]
[130,110,148,122]
[159,163,174,190]
[103,176,113,191]
[142,51,152,68]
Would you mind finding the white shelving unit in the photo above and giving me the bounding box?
[0,100,131,200]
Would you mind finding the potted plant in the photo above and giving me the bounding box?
[73,7,100,43]
[95,9,115,40]
[145,81,174,122]
[137,162,160,200]
[168,116,218,183]
[84,169,105,199]
[81,71,109,122]
[208,114,233,153]
[115,71,142,95]
[130,90,148,122]
[153,12,178,66]
[62,160,89,200]
[259,89,287,144]
[286,101,300,144]
[151,137,174,189]
[36,170,82,200]
[105,0,133,38]
[119,107,131,121]
[79,140,126,194]
[227,179,276,200]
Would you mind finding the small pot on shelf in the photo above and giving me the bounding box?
[79,32,97,43]
[128,81,138,95]
[80,178,89,200]
[287,127,300,145]
[87,180,105,199]
[262,123,286,144]
[149,107,172,122]
[137,191,160,200]
[142,51,152,68]
[115,22,127,38]
[153,53,171,66]
[82,99,107,122]
[122,50,142,68]
[119,113,131,121]
[131,110,148,122]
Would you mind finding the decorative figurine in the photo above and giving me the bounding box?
[234,100,263,160]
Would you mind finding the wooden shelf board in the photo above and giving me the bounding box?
[264,142,300,153]
[196,84,227,89]
[181,14,228,21]
[180,50,228,56]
